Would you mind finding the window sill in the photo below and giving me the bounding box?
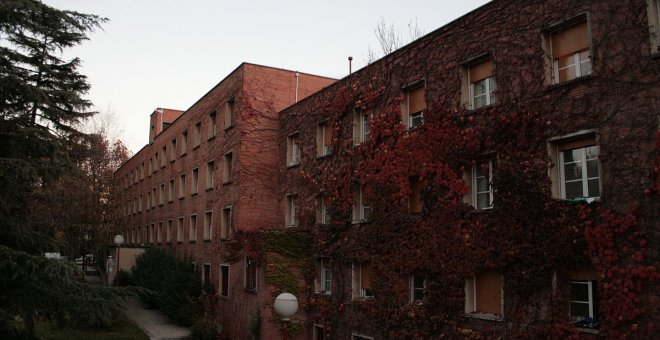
[544,74,595,90]
[220,295,230,300]
[287,163,300,169]
[189,240,196,243]
[351,219,370,225]
[191,192,198,196]
[316,154,331,160]
[170,159,175,163]
[207,135,216,142]
[575,327,599,335]
[465,102,497,113]
[222,181,232,186]
[205,187,213,192]
[193,144,200,150]
[560,197,599,204]
[245,287,257,294]
[180,152,187,157]
[224,124,234,132]
[466,313,503,322]
[203,239,211,243]
[177,241,183,244]
[178,196,185,200]
[168,200,173,204]
[285,224,298,228]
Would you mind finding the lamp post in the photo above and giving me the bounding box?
[113,234,124,285]
[273,292,298,340]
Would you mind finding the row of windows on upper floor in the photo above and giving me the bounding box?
[285,18,606,168]
[120,207,234,246]
[122,97,237,190]
[123,153,233,216]
[314,260,600,332]
[285,131,600,227]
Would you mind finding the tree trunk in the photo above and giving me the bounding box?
[24,311,36,338]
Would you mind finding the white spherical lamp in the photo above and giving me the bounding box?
[273,292,298,321]
[113,234,124,246]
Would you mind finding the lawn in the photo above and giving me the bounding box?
[12,313,148,340]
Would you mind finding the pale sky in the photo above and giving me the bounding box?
[43,0,490,153]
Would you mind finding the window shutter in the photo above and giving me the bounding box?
[568,267,598,281]
[475,271,502,315]
[361,263,371,290]
[551,21,589,58]
[558,135,596,151]
[469,59,494,83]
[408,86,426,114]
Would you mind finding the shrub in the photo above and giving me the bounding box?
[130,248,202,326]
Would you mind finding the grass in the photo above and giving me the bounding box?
[12,313,148,340]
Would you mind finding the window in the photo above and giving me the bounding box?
[208,111,216,139]
[179,174,186,198]
[245,257,257,292]
[148,158,153,174]
[352,262,373,299]
[166,219,173,242]
[206,161,214,190]
[181,131,188,155]
[409,177,422,214]
[149,223,154,244]
[409,275,426,303]
[648,0,660,53]
[221,207,232,240]
[146,191,151,210]
[352,184,370,222]
[177,217,184,242]
[140,163,144,179]
[225,97,235,130]
[189,214,197,242]
[153,153,158,172]
[138,194,143,212]
[316,121,332,157]
[549,20,592,84]
[136,226,141,243]
[151,188,156,208]
[220,264,230,298]
[193,122,201,148]
[191,262,197,273]
[468,59,496,109]
[223,152,233,183]
[170,139,177,162]
[285,194,297,227]
[465,271,503,318]
[191,167,199,195]
[161,146,166,167]
[168,178,174,202]
[317,259,332,294]
[159,183,165,205]
[157,222,163,243]
[352,109,370,145]
[560,145,600,200]
[401,84,426,129]
[313,324,325,340]
[472,159,494,209]
[287,133,301,166]
[571,281,599,326]
[203,210,213,241]
[316,194,331,225]
[203,264,211,284]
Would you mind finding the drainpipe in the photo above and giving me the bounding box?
[295,72,300,103]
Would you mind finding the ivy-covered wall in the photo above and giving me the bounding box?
[276,0,658,339]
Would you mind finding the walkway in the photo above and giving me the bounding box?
[82,265,191,340]
[124,297,191,340]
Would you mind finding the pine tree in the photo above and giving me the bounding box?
[0,1,129,338]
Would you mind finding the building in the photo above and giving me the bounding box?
[116,0,659,339]
[114,63,335,339]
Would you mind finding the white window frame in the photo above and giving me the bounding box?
[353,185,371,222]
[286,194,297,227]
[320,259,332,294]
[465,273,505,319]
[206,160,214,190]
[189,214,197,242]
[177,216,184,242]
[469,76,496,109]
[318,194,331,225]
[178,174,186,198]
[203,210,213,241]
[168,178,174,202]
[351,333,374,340]
[221,206,233,240]
[313,324,325,340]
[191,167,199,195]
[352,262,374,299]
[166,219,173,242]
[552,50,592,84]
[353,110,370,146]
[409,275,426,304]
[558,145,600,200]
[472,159,494,209]
[244,257,257,292]
[318,122,332,156]
[202,263,211,284]
[219,264,230,298]
[570,280,595,322]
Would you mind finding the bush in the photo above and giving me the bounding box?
[130,248,202,326]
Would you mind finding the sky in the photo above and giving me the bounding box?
[43,0,490,153]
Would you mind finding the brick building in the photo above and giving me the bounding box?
[116,0,659,339]
[114,63,335,339]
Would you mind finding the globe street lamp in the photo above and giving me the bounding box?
[273,292,298,340]
[113,234,124,285]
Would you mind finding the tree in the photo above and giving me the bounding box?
[0,1,128,338]
[366,17,425,64]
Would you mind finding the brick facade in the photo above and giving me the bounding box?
[116,0,658,338]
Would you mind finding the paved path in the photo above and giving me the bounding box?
[81,265,190,340]
[124,297,191,340]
